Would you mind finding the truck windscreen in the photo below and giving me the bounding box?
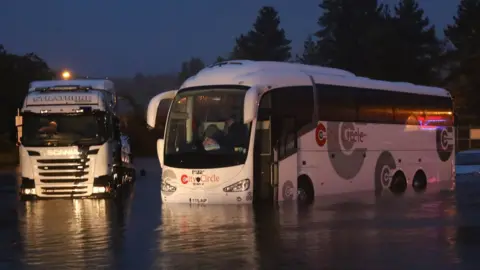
[21,113,108,147]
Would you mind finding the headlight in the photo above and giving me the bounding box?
[23,188,36,195]
[93,186,106,193]
[223,179,250,192]
[161,181,177,192]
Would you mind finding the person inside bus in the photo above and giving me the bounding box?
[202,124,223,151]
[38,121,58,135]
[223,114,247,150]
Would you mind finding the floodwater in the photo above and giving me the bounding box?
[1,158,480,270]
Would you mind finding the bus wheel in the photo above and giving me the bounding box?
[297,176,314,205]
[412,170,427,193]
[389,171,407,195]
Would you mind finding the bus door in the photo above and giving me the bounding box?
[274,115,298,203]
[253,107,275,204]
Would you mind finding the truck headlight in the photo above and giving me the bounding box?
[23,188,36,195]
[93,186,106,193]
[161,181,177,193]
[223,179,250,192]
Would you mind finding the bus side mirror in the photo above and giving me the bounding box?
[146,90,177,129]
[244,87,259,124]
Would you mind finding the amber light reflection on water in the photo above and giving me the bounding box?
[17,191,134,269]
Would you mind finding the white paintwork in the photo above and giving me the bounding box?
[19,143,111,198]
[29,79,115,94]
[18,79,121,198]
[298,121,453,196]
[150,60,454,204]
[161,164,252,204]
[22,91,106,114]
[243,86,260,124]
[157,139,165,168]
[181,60,450,98]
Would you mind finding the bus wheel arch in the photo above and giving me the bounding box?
[412,170,427,193]
[297,174,314,204]
[390,170,407,195]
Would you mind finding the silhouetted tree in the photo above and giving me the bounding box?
[0,46,54,140]
[177,57,205,85]
[231,6,291,61]
[444,0,480,119]
[386,0,443,84]
[296,35,319,65]
[215,56,228,63]
[300,0,386,77]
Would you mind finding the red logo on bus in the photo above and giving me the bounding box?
[315,123,327,147]
[181,174,188,184]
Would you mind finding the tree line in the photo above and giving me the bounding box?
[181,0,480,122]
[0,0,479,160]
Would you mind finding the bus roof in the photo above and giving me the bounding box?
[180,60,450,98]
[29,79,115,94]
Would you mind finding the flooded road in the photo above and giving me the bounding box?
[1,158,480,269]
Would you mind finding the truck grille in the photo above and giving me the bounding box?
[36,157,91,197]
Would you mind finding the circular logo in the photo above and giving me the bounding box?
[380,165,391,188]
[315,123,327,147]
[441,129,449,150]
[436,127,453,162]
[181,174,188,184]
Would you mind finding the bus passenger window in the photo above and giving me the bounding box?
[271,86,314,133]
[422,95,453,126]
[316,85,357,122]
[357,90,394,123]
[393,93,424,125]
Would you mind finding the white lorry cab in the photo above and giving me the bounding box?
[146,60,455,205]
[16,79,135,199]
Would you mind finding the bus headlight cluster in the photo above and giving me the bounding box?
[161,181,177,193]
[223,179,250,192]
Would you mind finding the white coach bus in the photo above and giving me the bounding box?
[146,60,455,205]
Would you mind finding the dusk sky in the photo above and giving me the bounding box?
[0,0,459,77]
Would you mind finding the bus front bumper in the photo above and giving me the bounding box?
[161,190,254,204]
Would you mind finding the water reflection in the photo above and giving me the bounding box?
[3,157,480,270]
[156,204,257,269]
[18,196,131,269]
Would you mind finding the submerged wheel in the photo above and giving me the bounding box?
[297,176,314,205]
[412,170,427,193]
[389,172,407,195]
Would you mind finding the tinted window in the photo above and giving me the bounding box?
[316,84,357,122]
[315,83,453,126]
[392,92,425,125]
[271,86,314,131]
[358,89,394,123]
[420,95,453,126]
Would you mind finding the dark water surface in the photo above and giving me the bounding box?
[1,158,480,270]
